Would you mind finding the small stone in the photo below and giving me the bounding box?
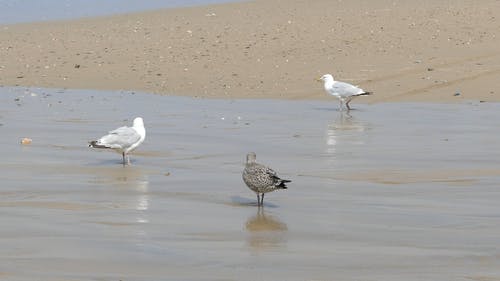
[21,138,32,145]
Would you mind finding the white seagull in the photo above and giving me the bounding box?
[318,74,372,111]
[89,117,146,165]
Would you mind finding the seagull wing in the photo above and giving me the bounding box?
[244,164,276,188]
[331,81,365,97]
[98,126,141,149]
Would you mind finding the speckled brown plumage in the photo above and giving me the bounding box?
[242,152,290,206]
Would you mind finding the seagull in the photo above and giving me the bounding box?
[89,117,146,165]
[318,74,372,111]
[242,152,290,206]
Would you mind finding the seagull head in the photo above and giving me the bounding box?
[317,74,334,83]
[133,117,144,128]
[246,152,257,164]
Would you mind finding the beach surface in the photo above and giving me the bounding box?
[1,0,500,101]
[1,1,500,280]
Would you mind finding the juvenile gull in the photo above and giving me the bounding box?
[89,117,146,165]
[318,74,372,111]
[242,152,290,206]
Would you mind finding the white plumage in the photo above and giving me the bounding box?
[318,74,372,111]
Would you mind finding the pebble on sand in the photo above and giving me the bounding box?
[21,138,32,145]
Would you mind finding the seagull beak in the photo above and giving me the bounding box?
[315,77,322,82]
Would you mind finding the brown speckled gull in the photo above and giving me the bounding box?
[242,152,290,206]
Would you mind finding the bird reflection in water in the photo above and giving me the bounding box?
[133,179,149,225]
[325,111,366,155]
[245,207,288,251]
[96,166,150,225]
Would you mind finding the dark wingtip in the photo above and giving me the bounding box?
[89,140,107,148]
[278,180,290,189]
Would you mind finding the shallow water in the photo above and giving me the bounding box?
[1,87,499,280]
[0,0,238,24]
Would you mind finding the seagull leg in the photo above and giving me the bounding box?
[346,96,355,111]
[257,194,261,206]
[126,154,131,165]
[122,152,126,166]
[338,99,343,111]
[260,193,265,206]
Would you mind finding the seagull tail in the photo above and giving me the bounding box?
[356,91,372,96]
[88,140,109,149]
[276,179,291,189]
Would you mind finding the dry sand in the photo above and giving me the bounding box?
[1,0,500,102]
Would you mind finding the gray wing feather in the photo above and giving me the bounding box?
[98,126,140,149]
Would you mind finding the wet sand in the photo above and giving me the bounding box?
[1,0,500,101]
[1,87,500,280]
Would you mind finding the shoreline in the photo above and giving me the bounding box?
[0,0,241,25]
[1,0,499,102]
